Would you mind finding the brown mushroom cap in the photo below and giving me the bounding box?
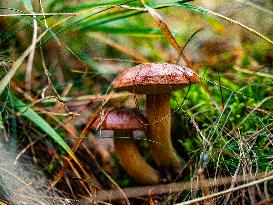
[113,63,200,94]
[93,108,147,131]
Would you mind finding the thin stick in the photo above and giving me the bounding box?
[80,174,265,202]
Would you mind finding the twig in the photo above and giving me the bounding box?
[80,174,265,202]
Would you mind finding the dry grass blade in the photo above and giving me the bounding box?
[49,107,103,191]
[234,66,273,79]
[37,92,132,104]
[142,2,180,52]
[25,13,38,93]
[140,0,192,67]
[90,34,147,63]
[63,156,92,196]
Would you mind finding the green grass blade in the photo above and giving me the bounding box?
[56,0,135,12]
[0,46,33,96]
[79,25,162,37]
[41,2,174,44]
[13,97,79,165]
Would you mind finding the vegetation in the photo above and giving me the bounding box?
[0,0,272,204]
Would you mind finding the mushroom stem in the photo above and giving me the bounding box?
[114,130,160,184]
[146,93,182,170]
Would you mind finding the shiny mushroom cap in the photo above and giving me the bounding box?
[93,108,148,131]
[113,63,200,94]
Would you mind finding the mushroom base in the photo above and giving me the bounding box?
[114,130,160,184]
[146,93,182,171]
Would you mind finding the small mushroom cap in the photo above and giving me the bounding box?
[113,63,200,94]
[92,108,148,131]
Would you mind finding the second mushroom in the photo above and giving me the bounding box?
[92,108,160,184]
[113,63,200,171]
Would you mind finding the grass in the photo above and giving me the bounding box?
[0,0,272,204]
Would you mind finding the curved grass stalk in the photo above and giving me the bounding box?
[177,4,273,46]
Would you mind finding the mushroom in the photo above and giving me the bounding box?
[92,108,160,184]
[112,63,200,171]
